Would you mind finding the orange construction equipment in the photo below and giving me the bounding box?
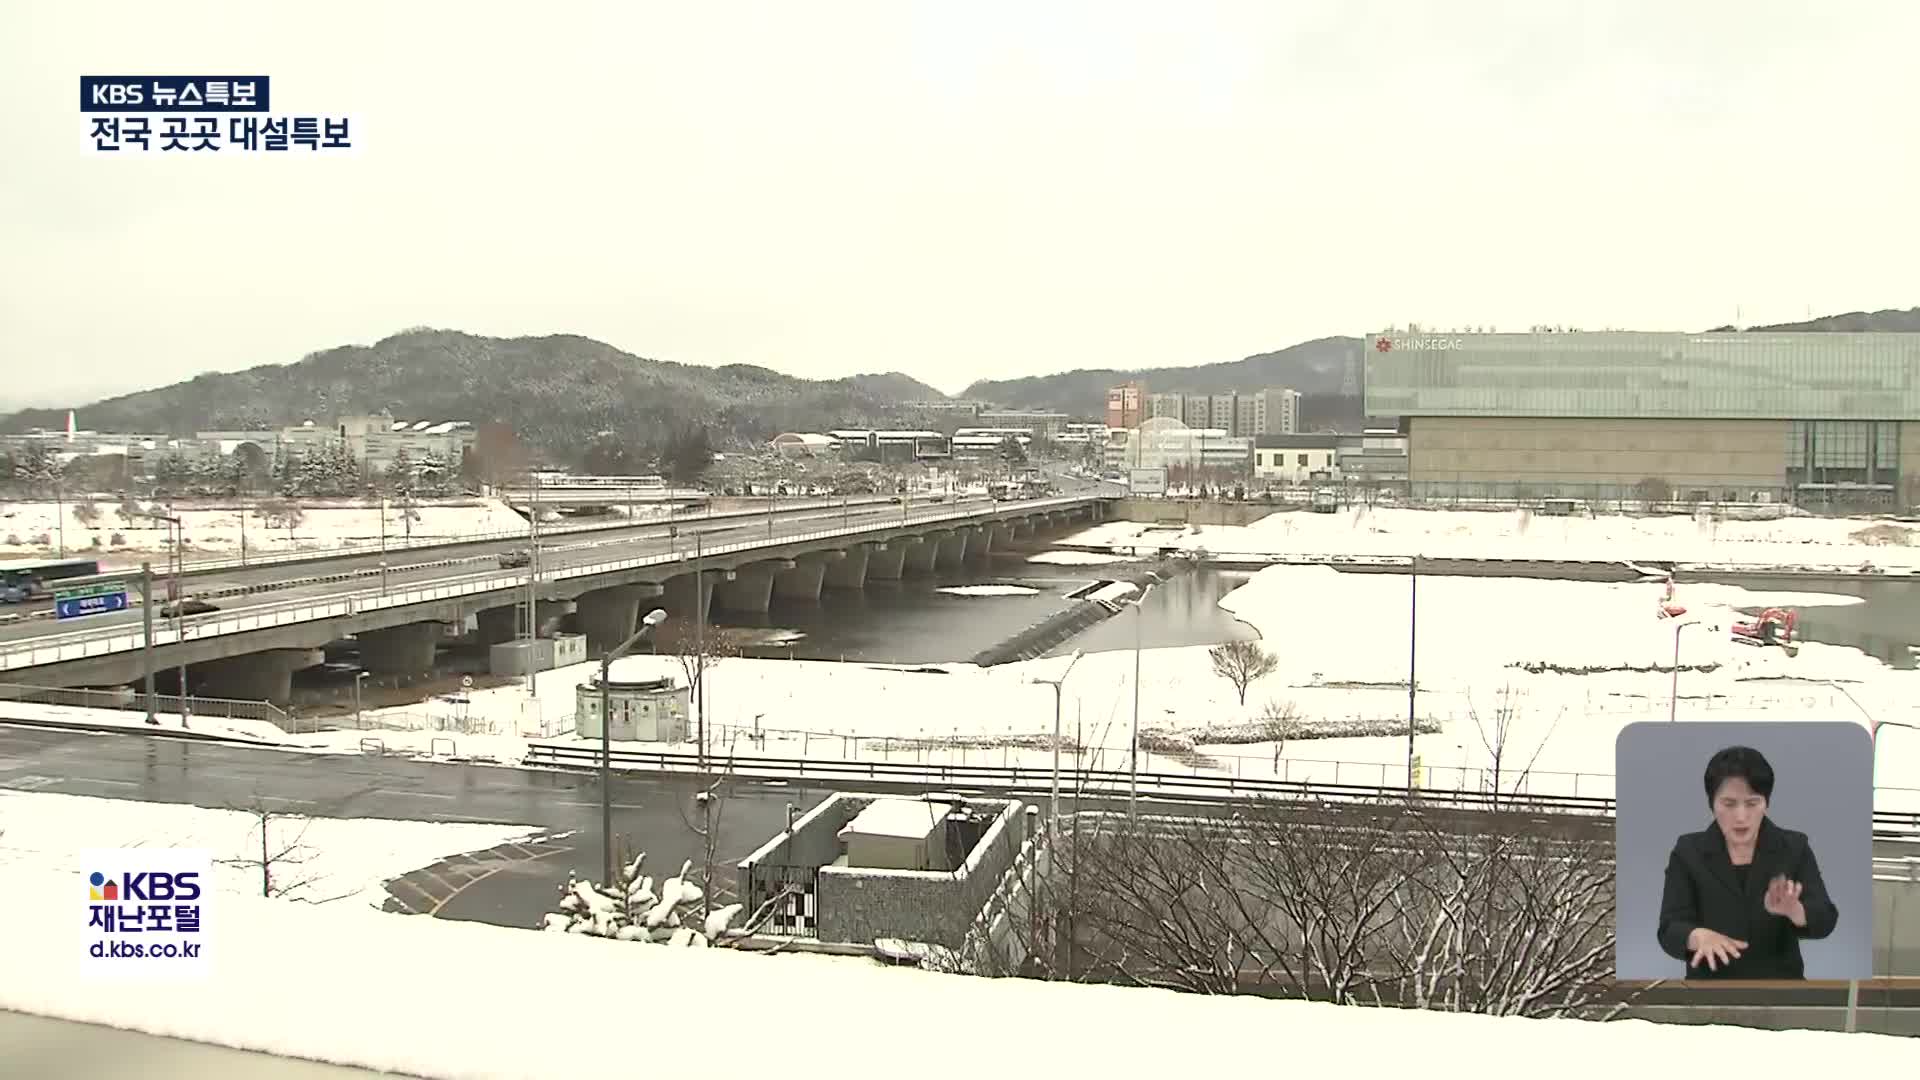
[1731,607,1797,648]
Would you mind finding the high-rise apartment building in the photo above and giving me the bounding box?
[1105,381,1146,429]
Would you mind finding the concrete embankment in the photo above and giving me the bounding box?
[969,567,1183,666]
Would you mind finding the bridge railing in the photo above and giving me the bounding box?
[0,495,1097,671]
[111,493,910,580]
[517,741,1920,834]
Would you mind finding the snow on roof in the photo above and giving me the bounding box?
[390,421,408,431]
[839,797,947,841]
[410,420,432,431]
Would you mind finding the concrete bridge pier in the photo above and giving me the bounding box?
[475,605,519,646]
[534,599,575,638]
[356,623,441,676]
[987,523,1014,554]
[717,560,792,613]
[905,532,943,576]
[865,541,909,581]
[576,584,645,653]
[822,545,869,589]
[935,529,969,569]
[962,526,993,562]
[774,552,841,603]
[195,648,324,705]
[664,570,729,620]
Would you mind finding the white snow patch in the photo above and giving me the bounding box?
[0,792,540,908]
[1027,550,1132,566]
[1063,506,1920,570]
[0,864,1908,1079]
[936,584,1041,597]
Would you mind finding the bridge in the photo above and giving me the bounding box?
[0,495,1112,703]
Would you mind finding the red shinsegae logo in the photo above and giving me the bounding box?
[1375,337,1393,352]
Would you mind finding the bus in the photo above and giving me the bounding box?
[0,557,103,603]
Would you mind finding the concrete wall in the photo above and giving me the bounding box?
[1106,500,1279,527]
[1410,416,1791,493]
[817,799,1026,949]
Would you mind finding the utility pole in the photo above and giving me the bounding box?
[1406,557,1418,796]
[140,562,156,725]
[524,471,541,697]
[694,531,707,777]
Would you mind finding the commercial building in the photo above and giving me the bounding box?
[198,412,476,475]
[1104,417,1251,478]
[975,410,1069,441]
[1365,329,1920,508]
[827,429,950,463]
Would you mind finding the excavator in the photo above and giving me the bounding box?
[1731,608,1799,656]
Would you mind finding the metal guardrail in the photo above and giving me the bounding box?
[82,493,911,581]
[0,496,1097,671]
[518,741,1920,834]
[0,681,305,732]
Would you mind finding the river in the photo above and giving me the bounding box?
[713,556,1258,664]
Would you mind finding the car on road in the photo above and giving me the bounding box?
[497,549,533,569]
[159,599,220,617]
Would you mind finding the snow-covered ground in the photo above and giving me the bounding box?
[0,856,1908,1078]
[0,791,539,908]
[311,564,1920,812]
[1064,505,1920,570]
[1026,549,1135,566]
[937,584,1041,597]
[0,496,541,567]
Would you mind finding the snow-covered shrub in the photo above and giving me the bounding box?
[541,852,745,947]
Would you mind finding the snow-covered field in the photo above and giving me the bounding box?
[0,856,1906,1078]
[0,791,539,909]
[1065,505,1920,570]
[310,563,1920,811]
[0,496,544,567]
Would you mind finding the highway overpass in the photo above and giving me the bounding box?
[0,495,1112,702]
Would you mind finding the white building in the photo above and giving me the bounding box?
[1253,434,1342,484]
[1105,417,1251,475]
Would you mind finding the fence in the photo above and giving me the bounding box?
[0,494,1100,672]
[0,680,310,733]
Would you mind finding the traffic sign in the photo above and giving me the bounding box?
[55,581,130,620]
[460,675,474,690]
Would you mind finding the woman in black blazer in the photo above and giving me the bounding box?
[1655,745,1839,980]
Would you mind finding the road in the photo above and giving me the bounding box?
[0,496,1005,648]
[0,1010,409,1078]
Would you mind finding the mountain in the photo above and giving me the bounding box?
[960,336,1365,428]
[0,329,944,453]
[1707,306,1920,333]
[848,372,948,403]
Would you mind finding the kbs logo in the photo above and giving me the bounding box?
[87,870,203,903]
[80,848,213,979]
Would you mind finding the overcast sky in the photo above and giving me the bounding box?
[3,1,1916,408]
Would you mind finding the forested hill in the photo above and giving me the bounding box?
[0,329,950,451]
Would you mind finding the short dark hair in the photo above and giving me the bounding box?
[1704,745,1775,803]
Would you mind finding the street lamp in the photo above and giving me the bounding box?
[1025,650,1083,835]
[130,508,187,721]
[600,607,670,885]
[1668,620,1703,722]
[1127,571,1164,822]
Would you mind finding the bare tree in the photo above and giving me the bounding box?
[219,798,322,900]
[654,616,739,758]
[1207,641,1278,706]
[986,793,1633,1019]
[1259,699,1299,773]
[1462,685,1564,810]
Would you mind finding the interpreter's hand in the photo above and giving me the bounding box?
[1764,875,1807,927]
[1686,927,1746,972]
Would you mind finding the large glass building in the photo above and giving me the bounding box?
[1364,330,1920,508]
